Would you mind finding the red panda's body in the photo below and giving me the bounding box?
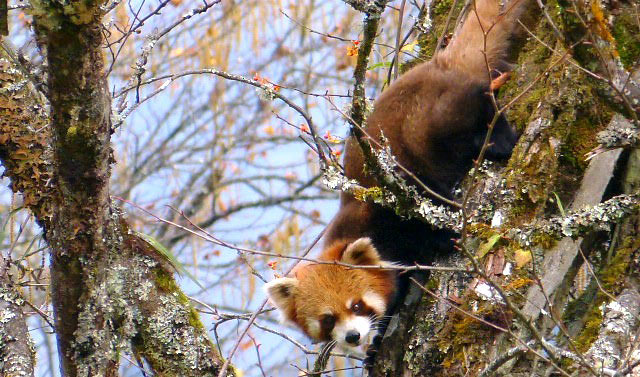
[266,0,529,352]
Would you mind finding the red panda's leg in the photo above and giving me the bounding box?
[481,113,519,161]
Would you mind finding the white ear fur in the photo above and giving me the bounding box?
[263,277,298,320]
[341,237,382,266]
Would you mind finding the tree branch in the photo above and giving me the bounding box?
[0,2,235,376]
[0,256,35,377]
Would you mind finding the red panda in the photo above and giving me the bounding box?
[265,238,395,347]
[265,0,529,350]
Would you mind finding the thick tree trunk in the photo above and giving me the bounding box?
[1,2,234,376]
[367,0,640,375]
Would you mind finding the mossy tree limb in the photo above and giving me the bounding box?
[31,4,118,375]
[1,3,233,377]
[365,0,640,375]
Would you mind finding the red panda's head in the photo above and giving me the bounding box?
[264,237,395,348]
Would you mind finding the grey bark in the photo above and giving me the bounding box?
[0,257,35,377]
[1,3,233,376]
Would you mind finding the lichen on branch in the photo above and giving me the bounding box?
[28,0,109,29]
[0,268,36,377]
[0,49,54,228]
[341,0,387,15]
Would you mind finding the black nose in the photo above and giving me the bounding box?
[345,330,360,345]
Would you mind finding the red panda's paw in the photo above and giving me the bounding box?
[362,334,383,370]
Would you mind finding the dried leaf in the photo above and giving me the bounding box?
[514,249,532,268]
[401,40,419,52]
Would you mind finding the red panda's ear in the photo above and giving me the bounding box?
[263,277,298,321]
[341,237,382,266]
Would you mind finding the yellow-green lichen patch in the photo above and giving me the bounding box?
[353,186,383,202]
[502,277,533,292]
[29,0,106,30]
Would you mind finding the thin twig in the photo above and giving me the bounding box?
[216,229,326,377]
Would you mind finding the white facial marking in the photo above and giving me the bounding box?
[331,315,372,348]
[362,291,387,316]
[345,298,353,310]
[306,318,320,338]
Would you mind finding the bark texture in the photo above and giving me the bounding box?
[366,0,640,375]
[0,258,35,377]
[1,2,233,376]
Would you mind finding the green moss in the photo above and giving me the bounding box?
[153,268,204,328]
[505,138,558,221]
[437,297,506,375]
[611,11,640,69]
[503,85,546,132]
[569,238,637,352]
[188,308,205,330]
[413,0,466,62]
[154,270,188,303]
[530,232,557,249]
[154,269,177,293]
[423,277,439,292]
[556,100,610,171]
[573,303,604,353]
[433,0,453,16]
[563,280,597,324]
[598,238,636,291]
[501,10,615,221]
[558,117,593,171]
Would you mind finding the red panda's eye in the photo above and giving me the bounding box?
[320,314,336,331]
[351,301,364,315]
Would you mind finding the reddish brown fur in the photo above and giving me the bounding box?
[325,0,529,259]
[264,238,394,342]
[293,240,394,339]
[265,0,530,346]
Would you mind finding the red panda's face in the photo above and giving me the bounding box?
[264,238,395,348]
